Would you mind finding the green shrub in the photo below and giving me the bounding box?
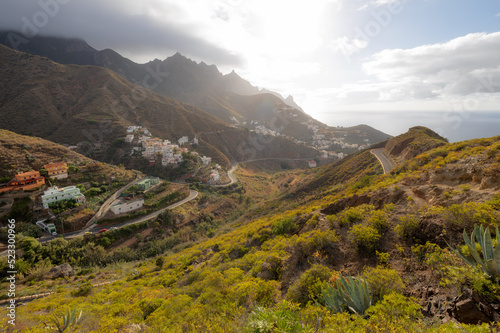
[71,281,93,297]
[367,211,389,232]
[442,203,498,232]
[306,213,319,228]
[139,298,166,319]
[348,224,381,253]
[155,256,165,270]
[362,266,405,302]
[271,217,297,235]
[336,206,369,227]
[375,251,390,266]
[234,279,280,307]
[287,264,332,306]
[395,214,421,240]
[365,293,422,330]
[246,301,303,333]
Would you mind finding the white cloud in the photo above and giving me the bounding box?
[330,36,368,59]
[322,31,500,111]
[358,0,407,9]
[356,32,500,101]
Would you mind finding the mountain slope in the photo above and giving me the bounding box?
[3,128,500,331]
[0,32,296,111]
[0,44,319,166]
[0,32,391,148]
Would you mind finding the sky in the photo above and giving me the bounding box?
[1,0,500,139]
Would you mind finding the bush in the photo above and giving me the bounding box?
[84,188,101,197]
[362,266,405,302]
[348,224,381,253]
[287,264,332,306]
[155,256,165,270]
[365,293,422,329]
[139,298,166,319]
[395,214,421,241]
[335,206,370,227]
[442,203,498,233]
[71,281,93,297]
[246,301,303,333]
[271,217,297,235]
[367,211,389,232]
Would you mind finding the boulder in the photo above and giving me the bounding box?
[47,263,74,279]
[452,298,490,324]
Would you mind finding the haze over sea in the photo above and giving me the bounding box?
[315,111,500,143]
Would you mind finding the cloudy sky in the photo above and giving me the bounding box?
[1,0,500,138]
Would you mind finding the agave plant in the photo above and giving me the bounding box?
[322,274,372,316]
[45,306,82,332]
[449,224,500,280]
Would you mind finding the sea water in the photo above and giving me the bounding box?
[314,110,500,143]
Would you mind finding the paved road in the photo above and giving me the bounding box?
[211,156,320,188]
[33,190,198,242]
[370,149,397,174]
[84,175,146,229]
[70,190,198,238]
[212,164,238,188]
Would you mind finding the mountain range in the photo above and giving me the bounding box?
[0,43,320,167]
[0,31,390,152]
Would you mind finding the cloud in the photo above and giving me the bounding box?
[330,36,369,59]
[357,32,500,101]
[358,0,407,10]
[322,31,500,111]
[0,0,243,65]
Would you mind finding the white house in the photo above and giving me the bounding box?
[41,186,86,209]
[307,160,317,168]
[178,136,189,146]
[208,169,220,184]
[127,126,142,133]
[201,156,211,166]
[110,199,145,215]
[125,134,134,143]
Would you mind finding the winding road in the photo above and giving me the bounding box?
[212,157,319,188]
[370,149,397,174]
[35,190,199,242]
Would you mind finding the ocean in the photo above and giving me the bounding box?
[313,110,500,143]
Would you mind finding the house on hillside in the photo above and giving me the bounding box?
[178,136,189,146]
[110,198,144,215]
[208,169,220,184]
[44,162,68,179]
[201,156,211,166]
[41,186,86,209]
[307,160,317,168]
[0,171,45,193]
[125,134,134,143]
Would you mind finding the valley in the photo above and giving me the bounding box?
[0,33,498,333]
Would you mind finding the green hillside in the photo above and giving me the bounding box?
[3,130,500,332]
[1,129,500,332]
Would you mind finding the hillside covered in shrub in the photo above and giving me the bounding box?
[1,128,500,332]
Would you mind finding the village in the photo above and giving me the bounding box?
[230,111,370,162]
[0,161,190,238]
[124,126,225,184]
[0,162,85,236]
